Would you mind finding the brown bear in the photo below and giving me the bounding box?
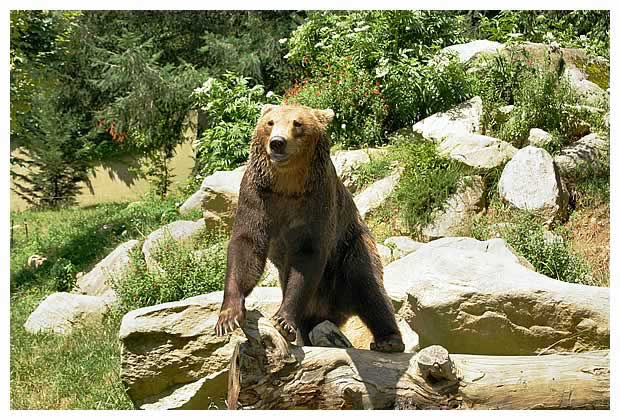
[215,104,404,353]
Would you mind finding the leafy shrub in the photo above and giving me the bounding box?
[380,52,473,131]
[498,216,591,284]
[112,230,228,312]
[49,257,76,292]
[284,11,473,145]
[391,138,473,235]
[474,10,609,58]
[471,47,586,151]
[284,58,388,147]
[191,73,280,178]
[286,11,470,76]
[349,153,394,191]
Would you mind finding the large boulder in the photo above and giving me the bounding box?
[142,219,205,272]
[74,239,139,299]
[24,292,113,336]
[411,96,483,143]
[498,146,568,223]
[384,242,609,356]
[353,170,401,219]
[421,176,486,240]
[119,287,394,409]
[179,166,246,216]
[440,39,504,63]
[437,134,517,169]
[383,236,423,260]
[420,236,534,271]
[119,288,283,409]
[554,133,609,178]
[527,128,554,148]
[331,148,386,193]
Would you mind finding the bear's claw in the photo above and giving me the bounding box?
[370,334,405,353]
[272,315,297,342]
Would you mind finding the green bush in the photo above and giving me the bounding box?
[49,257,75,292]
[113,230,228,312]
[499,217,591,284]
[284,11,473,144]
[286,11,469,76]
[471,48,589,151]
[380,52,473,131]
[284,58,388,147]
[191,72,280,178]
[474,11,609,58]
[349,152,394,191]
[391,138,473,235]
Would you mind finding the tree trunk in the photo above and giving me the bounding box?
[227,314,609,410]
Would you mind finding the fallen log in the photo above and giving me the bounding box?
[227,314,609,410]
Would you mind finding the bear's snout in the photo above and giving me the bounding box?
[269,136,287,154]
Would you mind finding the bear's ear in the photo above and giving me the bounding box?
[315,108,335,125]
[261,104,277,116]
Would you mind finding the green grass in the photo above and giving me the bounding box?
[10,285,132,409]
[391,138,474,237]
[9,192,203,409]
[113,229,228,313]
[10,192,202,293]
[349,151,394,191]
[472,201,595,285]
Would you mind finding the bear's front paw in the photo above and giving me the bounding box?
[370,334,405,353]
[271,314,297,342]
[215,303,245,336]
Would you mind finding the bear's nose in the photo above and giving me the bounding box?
[269,136,286,153]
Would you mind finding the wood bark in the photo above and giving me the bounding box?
[227,314,609,410]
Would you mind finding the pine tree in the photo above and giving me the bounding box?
[11,95,89,208]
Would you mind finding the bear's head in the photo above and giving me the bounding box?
[254,104,334,172]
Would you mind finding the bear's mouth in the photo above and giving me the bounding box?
[270,152,289,165]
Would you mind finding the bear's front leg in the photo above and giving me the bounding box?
[273,248,326,343]
[216,229,268,336]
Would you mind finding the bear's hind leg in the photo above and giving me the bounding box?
[344,235,405,353]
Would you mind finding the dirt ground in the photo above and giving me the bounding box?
[565,203,610,287]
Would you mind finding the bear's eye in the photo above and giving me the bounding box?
[267,120,274,127]
[293,120,303,128]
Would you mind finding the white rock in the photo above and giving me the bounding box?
[119,288,283,409]
[569,77,609,106]
[179,165,246,216]
[331,148,386,193]
[438,134,517,169]
[384,244,609,355]
[412,96,483,143]
[142,219,205,272]
[384,236,423,260]
[441,40,504,63]
[554,133,609,177]
[376,243,394,266]
[24,292,111,336]
[353,170,401,219]
[397,318,420,353]
[527,128,554,148]
[495,104,515,122]
[421,176,486,239]
[498,146,568,222]
[419,236,533,270]
[74,240,139,299]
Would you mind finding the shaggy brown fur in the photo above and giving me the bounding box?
[215,104,404,352]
